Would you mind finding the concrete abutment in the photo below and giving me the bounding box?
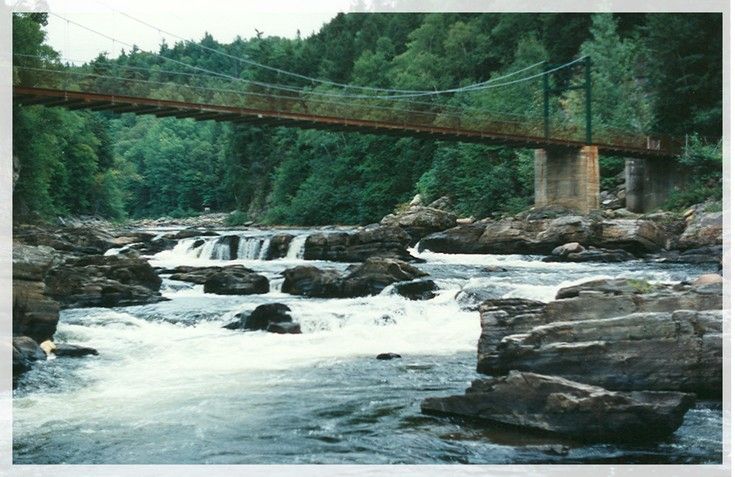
[534,146,599,214]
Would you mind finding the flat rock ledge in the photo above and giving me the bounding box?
[476,278,722,396]
[420,371,695,443]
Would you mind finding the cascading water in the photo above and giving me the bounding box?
[285,234,308,260]
[12,228,723,465]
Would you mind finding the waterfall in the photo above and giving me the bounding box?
[237,237,263,259]
[285,234,308,260]
[258,237,271,260]
[197,238,218,259]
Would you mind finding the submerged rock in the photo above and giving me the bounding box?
[421,371,695,442]
[54,343,99,357]
[376,353,402,360]
[266,322,302,334]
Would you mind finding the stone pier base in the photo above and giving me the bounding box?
[625,158,686,213]
[534,146,600,214]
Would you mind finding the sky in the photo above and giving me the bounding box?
[41,0,347,64]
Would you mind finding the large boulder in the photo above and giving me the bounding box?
[380,206,457,243]
[203,268,269,295]
[417,223,486,254]
[342,258,428,297]
[266,233,295,259]
[678,207,722,250]
[589,219,666,254]
[45,254,166,308]
[304,225,414,262]
[281,258,429,298]
[224,304,301,334]
[476,279,722,396]
[13,244,62,342]
[281,266,344,298]
[421,371,695,442]
[391,279,438,300]
[13,336,46,381]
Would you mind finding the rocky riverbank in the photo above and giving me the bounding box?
[12,198,723,422]
[420,275,722,441]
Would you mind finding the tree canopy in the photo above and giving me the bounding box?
[12,12,722,223]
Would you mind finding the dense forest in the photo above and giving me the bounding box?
[12,12,722,224]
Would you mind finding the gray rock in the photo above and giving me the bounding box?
[45,254,166,308]
[224,304,301,334]
[543,248,636,263]
[281,266,344,298]
[265,233,295,259]
[13,336,46,379]
[551,242,585,256]
[203,268,269,295]
[476,280,722,395]
[421,371,695,442]
[282,258,428,298]
[168,265,254,284]
[342,258,428,297]
[54,343,99,357]
[380,206,457,243]
[391,279,438,300]
[303,225,414,262]
[679,210,722,250]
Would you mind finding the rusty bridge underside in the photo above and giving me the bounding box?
[13,86,680,159]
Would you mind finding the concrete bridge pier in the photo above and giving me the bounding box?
[624,158,686,213]
[534,146,600,214]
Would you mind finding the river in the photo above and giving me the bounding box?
[12,228,723,464]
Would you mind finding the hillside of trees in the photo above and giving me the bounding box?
[12,12,722,224]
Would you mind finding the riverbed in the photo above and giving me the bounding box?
[12,228,723,464]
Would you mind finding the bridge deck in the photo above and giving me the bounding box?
[13,86,679,159]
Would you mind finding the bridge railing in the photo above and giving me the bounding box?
[14,65,684,155]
